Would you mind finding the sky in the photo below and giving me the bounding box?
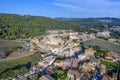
[0,0,120,18]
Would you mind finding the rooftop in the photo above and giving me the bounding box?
[38,75,55,80]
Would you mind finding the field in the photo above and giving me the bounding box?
[102,61,118,69]
[0,52,41,74]
[0,55,32,74]
[0,40,24,51]
[0,40,40,74]
[83,39,120,53]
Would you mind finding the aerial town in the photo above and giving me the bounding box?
[1,0,120,80]
[2,30,118,80]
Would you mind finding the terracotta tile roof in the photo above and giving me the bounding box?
[68,69,81,77]
[54,60,62,63]
[38,75,55,80]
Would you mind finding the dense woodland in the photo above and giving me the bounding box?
[56,17,120,28]
[0,13,120,39]
[0,13,91,39]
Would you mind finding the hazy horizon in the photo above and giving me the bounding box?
[1,13,120,19]
[0,0,120,18]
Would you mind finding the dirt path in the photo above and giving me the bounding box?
[0,51,34,62]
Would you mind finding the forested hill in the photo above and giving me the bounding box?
[0,13,90,39]
[1,13,119,40]
[55,17,120,28]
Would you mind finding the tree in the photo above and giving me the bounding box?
[52,67,67,80]
[10,47,18,52]
[13,70,20,77]
[19,66,27,74]
[0,13,97,40]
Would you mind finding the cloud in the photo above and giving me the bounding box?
[107,0,120,2]
[51,0,120,17]
[52,2,87,12]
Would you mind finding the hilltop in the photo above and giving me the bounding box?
[55,17,120,30]
[0,13,120,40]
[0,13,85,39]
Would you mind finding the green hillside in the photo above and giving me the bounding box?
[1,13,120,40]
[0,13,91,39]
[56,17,120,30]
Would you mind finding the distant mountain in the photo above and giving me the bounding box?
[96,17,120,22]
[55,17,120,27]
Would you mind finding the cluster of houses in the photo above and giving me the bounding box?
[25,49,103,80]
[31,30,96,57]
[97,30,110,38]
[10,30,120,80]
[1,29,117,59]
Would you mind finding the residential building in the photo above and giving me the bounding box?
[38,75,55,80]
[67,69,81,80]
[62,59,73,69]
[102,76,111,80]
[54,60,63,67]
[38,56,56,69]
[31,38,39,44]
[85,48,95,56]
[97,30,110,38]
[71,58,79,69]
[112,73,117,80]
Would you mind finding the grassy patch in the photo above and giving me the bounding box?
[84,39,120,53]
[102,61,118,69]
[0,40,24,51]
[0,51,41,74]
[0,55,32,74]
